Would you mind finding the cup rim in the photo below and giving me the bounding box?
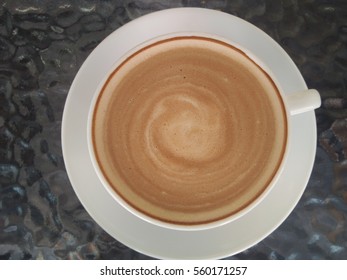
[86,31,292,231]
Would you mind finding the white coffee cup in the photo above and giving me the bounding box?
[86,32,321,231]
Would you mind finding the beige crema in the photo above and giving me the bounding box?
[92,37,287,225]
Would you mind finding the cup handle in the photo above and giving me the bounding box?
[286,89,321,116]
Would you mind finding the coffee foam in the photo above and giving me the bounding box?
[92,37,287,225]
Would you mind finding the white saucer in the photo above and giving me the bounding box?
[62,8,317,259]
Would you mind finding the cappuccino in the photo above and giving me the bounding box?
[92,36,287,225]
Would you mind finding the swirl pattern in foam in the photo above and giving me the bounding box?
[92,37,287,225]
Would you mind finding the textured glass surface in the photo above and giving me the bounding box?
[0,0,346,259]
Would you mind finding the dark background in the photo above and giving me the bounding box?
[0,0,346,259]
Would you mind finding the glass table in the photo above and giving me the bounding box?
[0,0,346,259]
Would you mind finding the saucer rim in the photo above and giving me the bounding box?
[62,7,317,259]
